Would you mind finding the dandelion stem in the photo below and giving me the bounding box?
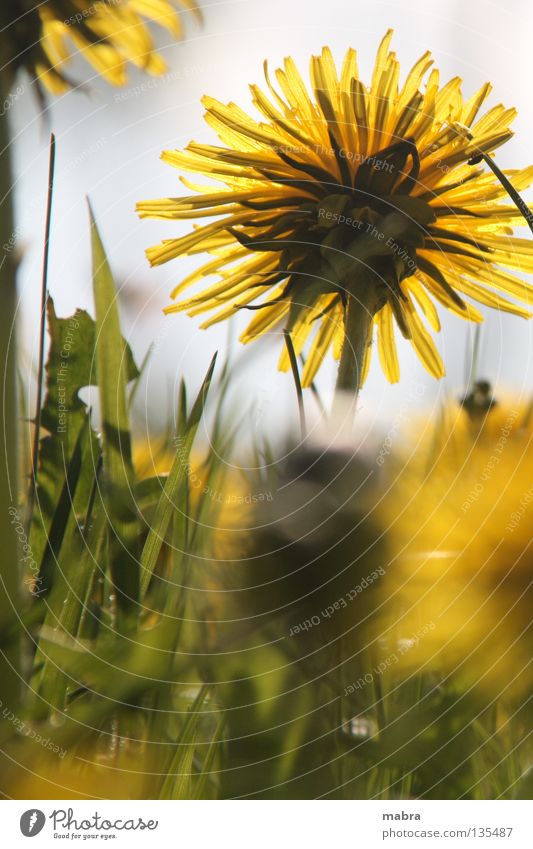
[335,276,380,405]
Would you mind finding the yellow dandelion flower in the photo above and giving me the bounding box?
[380,396,533,706]
[2,0,200,93]
[138,31,533,391]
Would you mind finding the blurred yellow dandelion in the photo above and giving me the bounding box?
[380,398,533,705]
[3,0,200,92]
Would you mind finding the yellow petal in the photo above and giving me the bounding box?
[377,303,400,383]
[301,310,340,386]
[404,304,445,378]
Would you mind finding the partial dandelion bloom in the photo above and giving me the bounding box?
[138,31,533,387]
[1,0,200,93]
[379,395,533,707]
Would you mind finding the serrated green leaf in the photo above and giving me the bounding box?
[30,297,138,577]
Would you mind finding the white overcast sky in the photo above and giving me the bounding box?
[9,0,533,442]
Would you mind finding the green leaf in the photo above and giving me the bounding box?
[89,203,140,618]
[35,493,106,711]
[30,297,138,576]
[139,353,217,598]
[37,619,183,731]
[89,202,138,477]
[30,300,93,570]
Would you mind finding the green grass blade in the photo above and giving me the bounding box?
[192,712,225,800]
[36,418,87,596]
[128,343,153,413]
[139,353,217,598]
[177,378,188,435]
[89,202,136,478]
[89,202,140,618]
[159,685,211,799]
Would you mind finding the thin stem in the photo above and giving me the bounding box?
[335,635,346,799]
[300,352,328,422]
[0,64,21,732]
[284,329,306,440]
[28,133,56,527]
[472,149,533,236]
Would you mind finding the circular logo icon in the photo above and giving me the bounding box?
[20,810,46,837]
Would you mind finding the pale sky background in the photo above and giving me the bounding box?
[9,0,533,445]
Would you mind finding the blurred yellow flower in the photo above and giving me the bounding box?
[11,746,147,800]
[380,396,533,706]
[133,437,256,560]
[3,0,200,93]
[138,31,533,387]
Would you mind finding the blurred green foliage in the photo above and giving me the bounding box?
[0,211,530,801]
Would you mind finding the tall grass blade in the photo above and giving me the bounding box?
[139,353,217,597]
[89,203,140,619]
[159,685,211,799]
